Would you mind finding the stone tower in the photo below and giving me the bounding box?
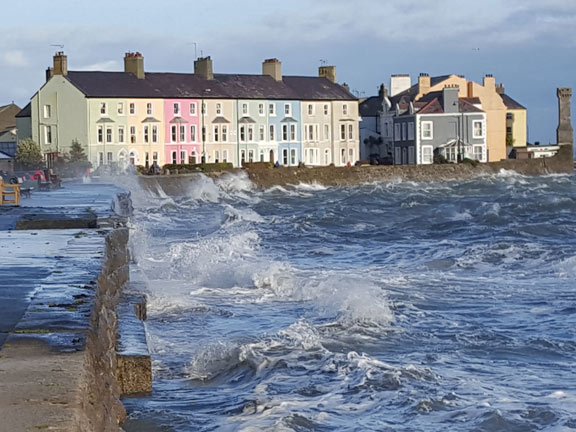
[557,88,573,145]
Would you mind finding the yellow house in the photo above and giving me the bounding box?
[497,88,527,150]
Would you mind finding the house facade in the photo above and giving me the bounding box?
[380,73,524,164]
[25,53,359,169]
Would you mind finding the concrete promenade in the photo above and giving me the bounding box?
[0,182,127,431]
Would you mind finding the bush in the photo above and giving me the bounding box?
[433,153,449,164]
[161,162,234,174]
[461,158,480,167]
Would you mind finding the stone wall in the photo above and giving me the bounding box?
[244,145,573,189]
[81,228,130,430]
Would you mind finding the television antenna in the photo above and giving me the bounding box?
[319,59,327,66]
[50,44,64,50]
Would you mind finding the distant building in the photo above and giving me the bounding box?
[359,85,385,162]
[24,52,360,169]
[378,73,526,164]
[0,103,20,173]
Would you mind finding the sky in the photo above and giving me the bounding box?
[2,0,576,144]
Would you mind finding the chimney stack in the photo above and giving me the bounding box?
[496,83,505,95]
[390,74,411,97]
[418,73,431,96]
[52,52,68,76]
[319,65,337,83]
[124,52,145,79]
[378,84,388,98]
[483,74,496,91]
[263,58,282,81]
[194,56,214,80]
[46,67,53,82]
[442,85,460,114]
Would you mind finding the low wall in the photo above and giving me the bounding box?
[244,145,574,188]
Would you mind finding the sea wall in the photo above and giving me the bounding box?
[138,146,573,192]
[244,145,574,189]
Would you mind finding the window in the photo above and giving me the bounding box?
[214,125,219,142]
[180,125,186,141]
[240,126,246,142]
[324,149,330,165]
[282,149,288,165]
[259,125,265,141]
[421,121,433,140]
[171,151,177,164]
[144,126,149,143]
[422,145,433,164]
[284,104,291,116]
[153,152,158,163]
[446,146,457,162]
[117,103,124,115]
[269,124,276,141]
[190,151,197,164]
[173,103,180,115]
[152,125,158,143]
[171,125,177,142]
[341,148,346,165]
[147,103,153,115]
[145,152,149,166]
[242,103,248,116]
[341,124,346,140]
[99,152,104,165]
[180,150,187,164]
[248,150,254,163]
[324,124,330,141]
[190,125,197,142]
[106,127,113,143]
[308,104,314,115]
[222,125,228,142]
[269,103,276,116]
[248,125,254,141]
[348,124,353,140]
[343,104,348,116]
[307,125,314,141]
[129,103,135,115]
[259,104,264,116]
[223,150,228,162]
[349,148,354,164]
[97,126,103,143]
[190,102,197,115]
[473,145,484,161]
[216,103,222,115]
[44,125,52,144]
[473,120,484,138]
[290,124,296,141]
[394,123,401,141]
[100,102,107,115]
[282,125,288,141]
[506,113,514,120]
[118,126,125,143]
[130,126,136,144]
[408,122,414,140]
[107,152,113,164]
[324,104,329,115]
[290,149,296,165]
[43,105,51,118]
[260,150,265,162]
[214,150,220,162]
[402,123,407,140]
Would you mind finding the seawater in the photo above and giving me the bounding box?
[120,171,576,432]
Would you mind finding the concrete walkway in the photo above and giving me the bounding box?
[0,181,125,431]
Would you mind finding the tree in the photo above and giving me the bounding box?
[69,139,88,163]
[14,139,43,170]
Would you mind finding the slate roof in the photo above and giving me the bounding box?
[0,104,20,130]
[359,96,382,117]
[399,90,484,116]
[63,71,357,101]
[500,93,526,110]
[15,102,31,118]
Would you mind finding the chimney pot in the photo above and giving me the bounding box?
[52,52,68,76]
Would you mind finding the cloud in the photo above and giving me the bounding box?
[1,50,29,67]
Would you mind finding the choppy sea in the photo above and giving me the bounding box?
[119,170,576,432]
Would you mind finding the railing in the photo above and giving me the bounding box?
[0,179,21,206]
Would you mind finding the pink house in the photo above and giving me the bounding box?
[164,99,201,164]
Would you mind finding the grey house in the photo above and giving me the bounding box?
[391,86,487,165]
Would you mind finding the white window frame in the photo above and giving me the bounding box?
[343,104,348,116]
[259,125,265,141]
[43,104,51,119]
[290,124,296,141]
[190,102,197,116]
[421,145,433,164]
[269,103,276,116]
[258,103,265,116]
[290,148,296,165]
[213,125,219,142]
[269,124,276,141]
[143,125,149,143]
[118,126,125,143]
[473,120,484,139]
[242,103,248,116]
[473,145,484,161]
[97,126,103,143]
[180,125,186,142]
[222,125,228,142]
[421,121,433,140]
[171,125,177,142]
[284,103,291,116]
[106,127,113,143]
[100,102,107,116]
[117,103,124,115]
[146,103,153,115]
[130,126,136,144]
[190,125,197,142]
[152,125,158,143]
[324,148,330,165]
[129,103,136,115]
[308,104,314,115]
[324,104,329,116]
[216,103,222,115]
[45,125,52,144]
[173,103,181,116]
